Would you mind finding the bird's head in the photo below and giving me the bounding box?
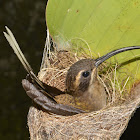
[66,59,97,96]
[66,46,139,97]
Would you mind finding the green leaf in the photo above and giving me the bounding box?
[46,0,140,90]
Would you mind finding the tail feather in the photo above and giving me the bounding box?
[4,26,32,73]
[3,26,56,99]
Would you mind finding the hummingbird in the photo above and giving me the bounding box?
[4,27,140,116]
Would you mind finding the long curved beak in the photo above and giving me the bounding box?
[95,46,140,67]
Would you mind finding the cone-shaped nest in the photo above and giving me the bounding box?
[27,51,140,140]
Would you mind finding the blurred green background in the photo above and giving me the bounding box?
[0,0,139,139]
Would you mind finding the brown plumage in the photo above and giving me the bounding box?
[65,59,106,111]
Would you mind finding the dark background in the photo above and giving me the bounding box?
[0,0,47,139]
[0,0,139,139]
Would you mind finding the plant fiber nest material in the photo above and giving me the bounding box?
[27,51,140,140]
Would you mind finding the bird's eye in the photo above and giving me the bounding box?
[82,71,90,77]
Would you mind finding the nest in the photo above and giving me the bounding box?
[27,50,140,140]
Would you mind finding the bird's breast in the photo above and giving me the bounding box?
[73,80,107,112]
[55,80,107,112]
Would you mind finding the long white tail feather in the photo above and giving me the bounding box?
[4,26,54,98]
[4,26,32,72]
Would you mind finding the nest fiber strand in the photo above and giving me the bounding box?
[27,51,140,140]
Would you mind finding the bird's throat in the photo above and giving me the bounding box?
[74,80,107,112]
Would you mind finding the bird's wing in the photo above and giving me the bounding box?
[22,79,85,115]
